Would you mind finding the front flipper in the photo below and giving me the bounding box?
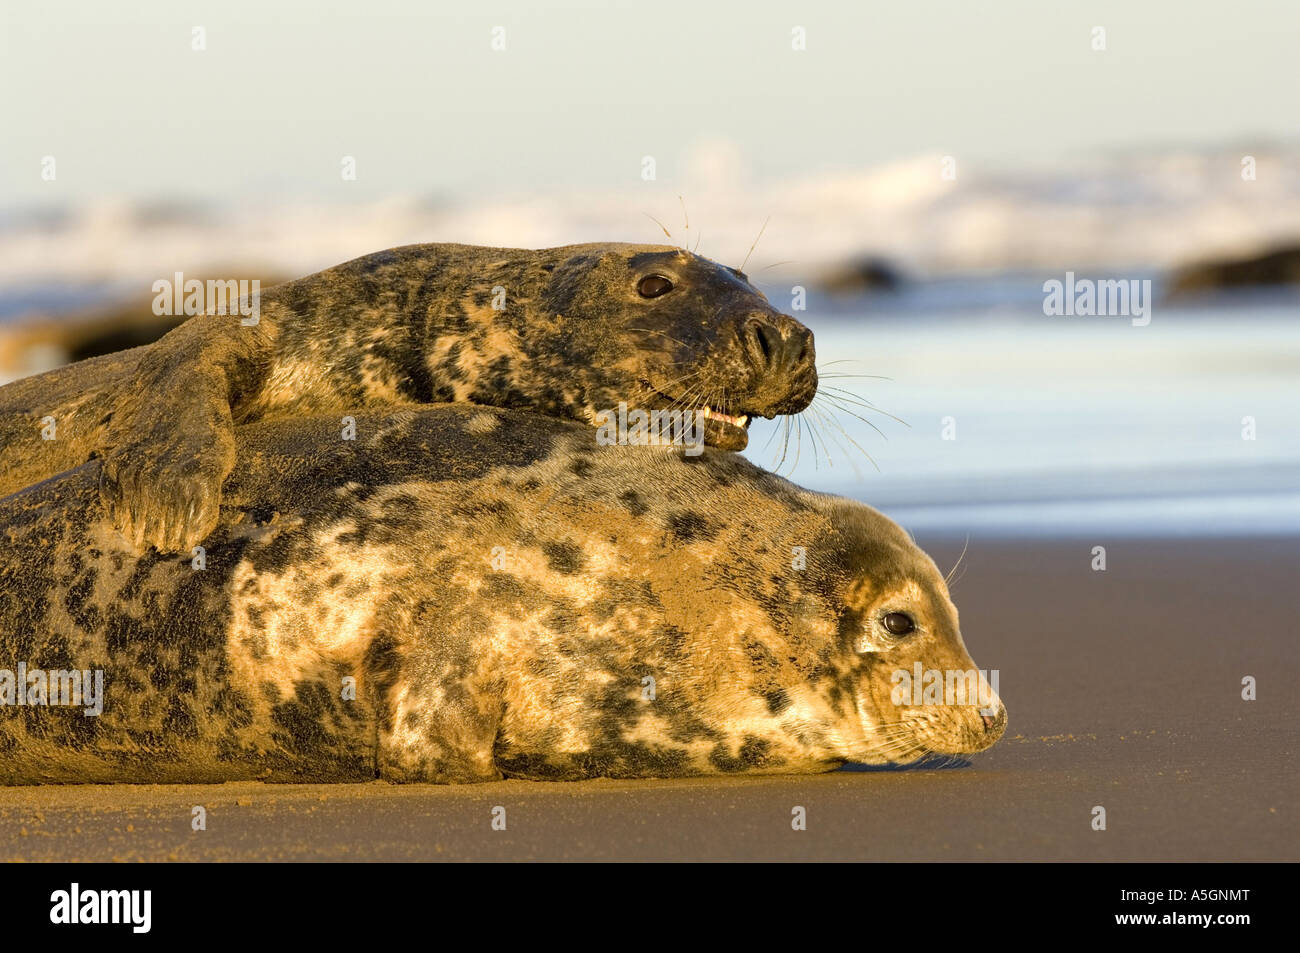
[96,322,250,553]
[98,408,235,553]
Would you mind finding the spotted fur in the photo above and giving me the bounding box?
[0,406,1002,784]
[0,243,816,552]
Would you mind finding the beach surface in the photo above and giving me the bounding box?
[1,535,1293,862]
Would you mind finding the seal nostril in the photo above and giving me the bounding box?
[756,323,775,364]
[744,318,779,369]
[777,323,810,369]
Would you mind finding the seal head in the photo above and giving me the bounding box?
[813,500,1007,763]
[503,243,817,451]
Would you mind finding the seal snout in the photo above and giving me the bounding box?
[742,314,812,377]
[979,702,1008,742]
[737,311,818,417]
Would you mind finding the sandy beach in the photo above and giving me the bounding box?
[1,535,1292,862]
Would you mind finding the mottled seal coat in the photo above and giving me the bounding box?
[0,406,1003,784]
[0,243,815,551]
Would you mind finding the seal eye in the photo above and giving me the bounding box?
[882,612,915,636]
[637,275,674,298]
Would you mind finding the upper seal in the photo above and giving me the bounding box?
[0,242,816,551]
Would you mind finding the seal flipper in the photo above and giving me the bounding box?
[97,314,265,553]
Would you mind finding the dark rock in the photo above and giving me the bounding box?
[1166,243,1300,298]
[819,256,905,294]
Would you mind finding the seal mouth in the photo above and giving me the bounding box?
[631,380,756,451]
[698,406,750,428]
[697,406,752,451]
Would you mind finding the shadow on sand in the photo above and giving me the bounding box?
[839,755,973,772]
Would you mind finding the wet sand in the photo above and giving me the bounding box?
[1,535,1295,862]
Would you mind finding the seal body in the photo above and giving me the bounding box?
[0,243,816,551]
[0,406,1002,784]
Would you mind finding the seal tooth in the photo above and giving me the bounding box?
[700,406,746,427]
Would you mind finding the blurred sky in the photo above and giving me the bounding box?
[3,0,1296,205]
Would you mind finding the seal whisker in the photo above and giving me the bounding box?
[738,215,771,274]
[811,394,889,444]
[803,405,850,473]
[776,415,795,472]
[815,393,895,439]
[817,372,896,382]
[761,414,796,473]
[945,535,971,587]
[814,370,905,422]
[626,327,693,350]
[818,387,910,427]
[790,416,807,470]
[663,378,707,415]
[638,368,702,400]
[759,413,785,452]
[807,403,880,473]
[815,359,896,380]
[631,370,710,418]
[643,212,673,242]
[777,414,798,472]
[813,414,843,473]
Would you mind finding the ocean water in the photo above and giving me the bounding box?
[741,284,1300,537]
